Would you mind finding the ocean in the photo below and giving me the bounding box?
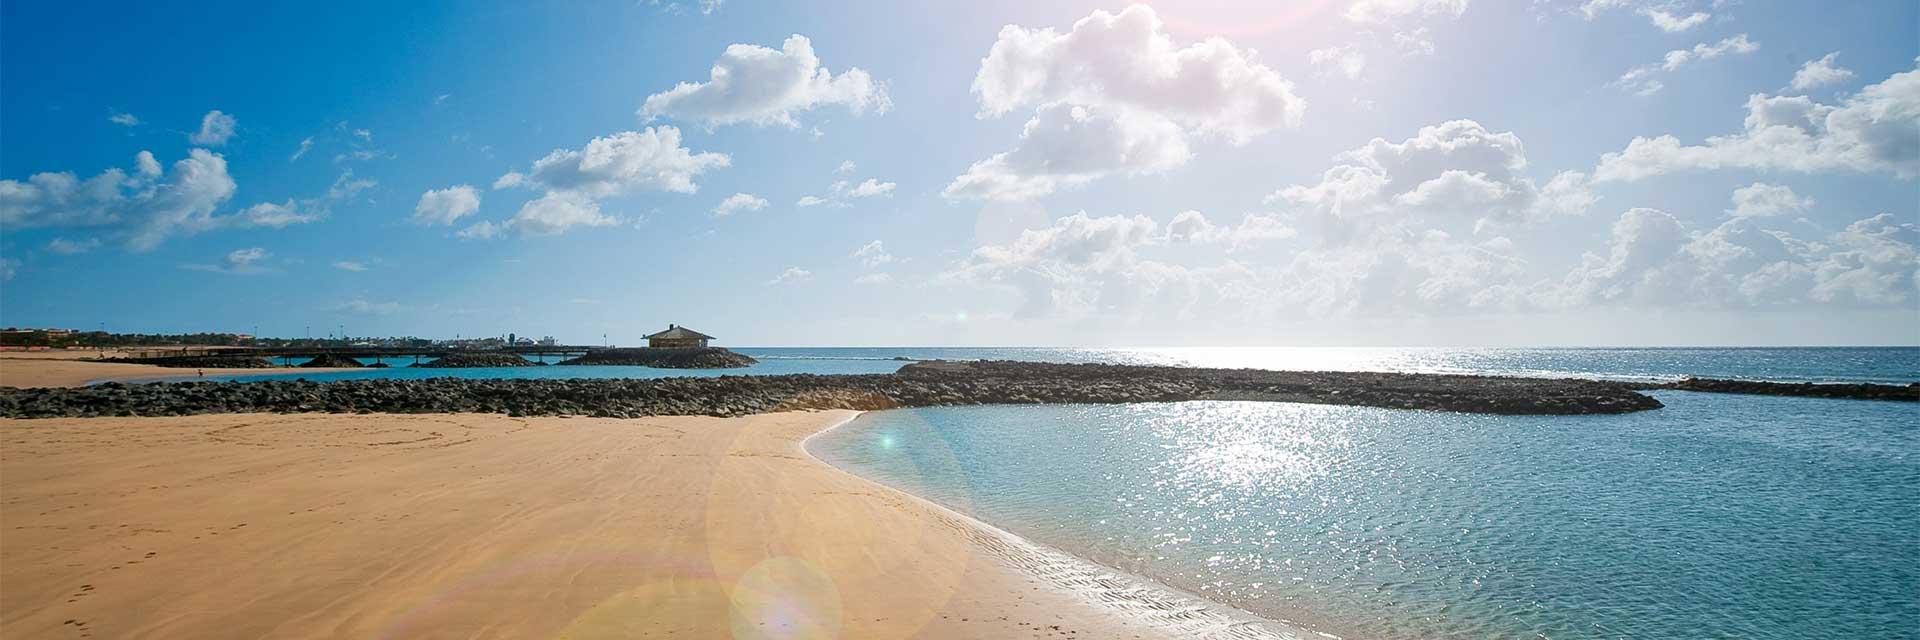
[194,346,1919,637]
[201,346,1920,384]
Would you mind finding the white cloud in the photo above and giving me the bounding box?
[699,0,723,15]
[184,247,270,274]
[1791,52,1855,91]
[1164,210,1298,248]
[796,195,832,208]
[1727,183,1812,218]
[290,137,314,162]
[711,192,769,216]
[835,160,857,174]
[413,185,482,225]
[189,110,237,146]
[1613,34,1758,95]
[456,220,501,241]
[846,178,894,198]
[639,35,890,128]
[972,5,1304,144]
[853,273,894,285]
[46,237,100,254]
[1596,65,1920,181]
[1346,0,1470,23]
[108,112,139,127]
[1554,208,1920,309]
[1642,9,1709,32]
[492,171,525,190]
[1267,119,1594,235]
[525,127,730,197]
[0,258,17,280]
[0,149,358,249]
[506,192,616,236]
[851,240,894,267]
[944,103,1192,201]
[237,200,321,228]
[1309,45,1368,79]
[1393,28,1436,56]
[331,260,369,272]
[767,266,812,285]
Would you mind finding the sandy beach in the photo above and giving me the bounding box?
[0,408,1294,639]
[0,350,361,388]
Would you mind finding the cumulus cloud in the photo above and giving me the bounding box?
[1309,45,1368,79]
[1595,65,1920,181]
[972,5,1304,144]
[1553,208,1920,308]
[954,6,1303,201]
[1346,0,1470,24]
[109,111,139,127]
[944,103,1192,201]
[2,149,239,250]
[506,192,616,236]
[1393,28,1436,56]
[835,160,857,174]
[1643,9,1708,32]
[492,172,525,190]
[851,240,894,267]
[413,185,482,225]
[1266,119,1594,236]
[846,178,894,198]
[795,195,831,208]
[1164,210,1298,248]
[190,110,237,146]
[639,35,890,128]
[1727,183,1812,218]
[1791,52,1855,91]
[456,220,501,241]
[711,192,769,216]
[1612,34,1758,95]
[767,266,812,285]
[525,127,730,197]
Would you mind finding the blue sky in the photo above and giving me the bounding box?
[2,0,1916,346]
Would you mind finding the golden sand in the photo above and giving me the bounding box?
[0,351,360,388]
[0,410,1296,639]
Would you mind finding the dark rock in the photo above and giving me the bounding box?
[1663,377,1919,402]
[414,353,537,368]
[557,347,757,369]
[300,354,368,368]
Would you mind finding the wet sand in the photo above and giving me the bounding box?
[0,351,358,388]
[0,410,1300,639]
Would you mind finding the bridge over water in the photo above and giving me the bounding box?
[120,345,608,366]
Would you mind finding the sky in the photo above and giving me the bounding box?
[1,0,1916,347]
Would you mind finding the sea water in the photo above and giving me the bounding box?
[809,394,1919,639]
[195,346,1919,384]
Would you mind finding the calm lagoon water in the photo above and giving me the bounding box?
[810,394,1920,639]
[201,346,1920,384]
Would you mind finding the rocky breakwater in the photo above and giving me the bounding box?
[299,354,368,368]
[1663,377,1919,401]
[414,352,538,368]
[0,359,1667,419]
[893,360,1666,415]
[557,347,757,369]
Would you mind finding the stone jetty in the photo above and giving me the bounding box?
[0,359,1667,419]
[557,347,757,368]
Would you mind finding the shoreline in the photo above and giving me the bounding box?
[800,412,1327,639]
[0,353,359,389]
[0,410,1311,638]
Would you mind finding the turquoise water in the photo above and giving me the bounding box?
[810,394,1920,639]
[197,346,1919,384]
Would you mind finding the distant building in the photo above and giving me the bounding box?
[645,324,713,349]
